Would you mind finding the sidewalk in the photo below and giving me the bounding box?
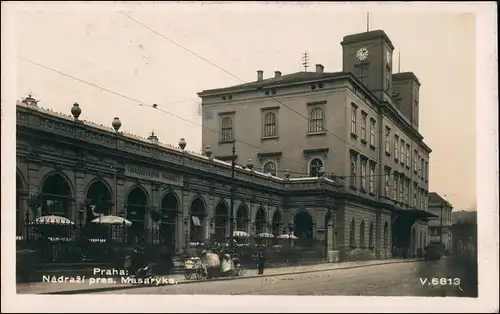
[17,258,423,295]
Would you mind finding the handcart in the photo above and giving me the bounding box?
[183,257,205,280]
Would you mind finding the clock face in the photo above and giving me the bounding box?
[386,51,391,64]
[356,48,369,61]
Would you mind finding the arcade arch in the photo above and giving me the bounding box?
[214,200,229,242]
[294,210,314,247]
[16,171,24,235]
[126,186,148,244]
[190,197,206,243]
[368,222,374,248]
[360,220,366,247]
[160,192,179,252]
[271,210,282,235]
[85,180,112,221]
[255,207,266,234]
[40,172,72,218]
[236,204,249,232]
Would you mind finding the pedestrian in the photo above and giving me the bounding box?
[257,253,265,275]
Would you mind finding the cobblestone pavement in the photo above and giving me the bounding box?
[17,259,416,294]
[92,258,476,297]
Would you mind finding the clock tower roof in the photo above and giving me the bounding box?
[341,29,395,50]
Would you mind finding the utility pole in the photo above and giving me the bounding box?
[440,198,444,246]
[229,142,236,249]
[398,50,401,73]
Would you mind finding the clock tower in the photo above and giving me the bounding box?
[341,30,395,102]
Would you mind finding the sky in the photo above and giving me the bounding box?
[7,2,482,211]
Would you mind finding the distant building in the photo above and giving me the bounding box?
[427,192,453,251]
[199,29,435,259]
[452,211,477,254]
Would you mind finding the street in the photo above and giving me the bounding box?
[92,258,477,297]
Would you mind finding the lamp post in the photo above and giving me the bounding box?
[288,222,294,248]
[184,216,190,252]
[25,210,30,241]
[229,142,236,249]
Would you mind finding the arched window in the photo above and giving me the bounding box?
[214,201,229,242]
[350,152,358,187]
[263,161,277,176]
[236,204,249,232]
[255,207,267,235]
[190,197,206,243]
[349,218,356,247]
[360,220,365,247]
[271,211,282,236]
[293,211,314,247]
[221,117,233,141]
[263,112,277,137]
[383,222,389,248]
[16,173,23,236]
[41,173,72,218]
[309,108,324,133]
[159,192,179,251]
[309,158,323,177]
[126,187,148,245]
[368,222,374,248]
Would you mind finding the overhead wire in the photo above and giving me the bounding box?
[19,56,405,180]
[18,14,421,180]
[117,12,408,181]
[119,12,380,154]
[17,57,309,171]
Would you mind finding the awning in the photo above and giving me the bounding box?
[395,208,438,220]
[192,216,201,227]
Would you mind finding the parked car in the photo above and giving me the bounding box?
[424,242,443,261]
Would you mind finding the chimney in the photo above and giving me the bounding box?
[274,71,282,78]
[257,70,264,81]
[315,64,324,73]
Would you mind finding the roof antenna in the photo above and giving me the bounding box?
[302,51,309,72]
[366,12,370,32]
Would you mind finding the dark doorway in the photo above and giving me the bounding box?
[214,201,229,242]
[17,172,23,236]
[294,211,314,247]
[255,207,266,234]
[160,192,178,252]
[236,204,249,232]
[41,173,72,218]
[272,211,282,236]
[126,187,147,245]
[190,197,205,243]
[86,180,112,221]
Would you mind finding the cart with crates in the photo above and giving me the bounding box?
[183,256,205,280]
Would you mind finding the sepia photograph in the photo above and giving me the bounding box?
[1,1,498,313]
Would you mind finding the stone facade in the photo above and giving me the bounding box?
[15,31,436,262]
[15,99,433,261]
[197,30,435,259]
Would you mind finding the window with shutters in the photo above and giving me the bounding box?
[309,108,324,133]
[394,135,399,161]
[221,116,234,142]
[263,112,277,137]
